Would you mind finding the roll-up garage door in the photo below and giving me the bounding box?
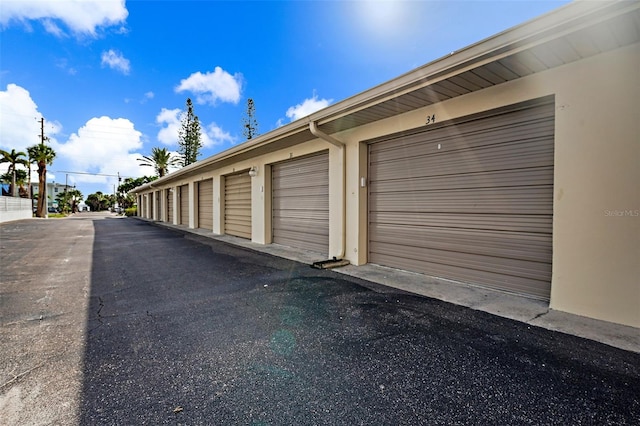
[179,184,189,226]
[167,189,174,223]
[272,151,329,254]
[368,99,554,299]
[155,191,161,220]
[225,171,251,239]
[198,179,213,230]
[148,194,153,219]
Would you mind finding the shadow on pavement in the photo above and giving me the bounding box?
[79,218,640,424]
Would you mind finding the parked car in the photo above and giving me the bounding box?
[47,207,59,213]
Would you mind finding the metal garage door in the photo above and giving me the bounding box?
[224,171,251,239]
[272,151,329,254]
[198,179,213,230]
[368,99,554,299]
[155,191,161,220]
[167,189,174,223]
[179,184,189,226]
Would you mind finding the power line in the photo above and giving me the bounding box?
[55,170,132,179]
[56,170,117,177]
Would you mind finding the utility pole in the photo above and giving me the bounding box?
[65,173,68,213]
[116,172,121,213]
[39,117,47,145]
[37,117,48,217]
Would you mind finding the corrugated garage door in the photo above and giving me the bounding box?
[155,191,161,220]
[198,179,213,230]
[167,189,174,223]
[179,184,189,226]
[225,171,251,239]
[272,151,329,254]
[148,194,154,219]
[368,99,554,299]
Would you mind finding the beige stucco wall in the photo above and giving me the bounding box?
[336,44,639,327]
[137,43,638,327]
[550,45,639,327]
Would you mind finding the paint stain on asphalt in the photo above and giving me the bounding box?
[269,329,296,357]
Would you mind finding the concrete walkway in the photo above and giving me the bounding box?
[143,218,640,354]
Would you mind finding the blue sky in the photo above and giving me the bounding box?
[0,0,569,197]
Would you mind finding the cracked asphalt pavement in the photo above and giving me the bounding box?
[1,213,639,425]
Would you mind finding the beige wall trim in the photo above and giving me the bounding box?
[309,121,346,260]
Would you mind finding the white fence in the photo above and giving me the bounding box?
[0,196,33,223]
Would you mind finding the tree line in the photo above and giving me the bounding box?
[1,98,259,215]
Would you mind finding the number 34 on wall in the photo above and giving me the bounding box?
[425,114,436,125]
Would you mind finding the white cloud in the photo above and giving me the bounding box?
[0,84,62,152]
[42,19,64,37]
[176,67,242,105]
[0,84,146,193]
[101,49,130,75]
[0,0,128,37]
[55,58,77,75]
[156,107,235,148]
[124,91,153,105]
[202,123,235,147]
[52,116,145,187]
[285,93,332,122]
[156,108,182,146]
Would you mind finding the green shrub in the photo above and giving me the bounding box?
[124,207,137,217]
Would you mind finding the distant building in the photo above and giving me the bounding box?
[31,182,73,209]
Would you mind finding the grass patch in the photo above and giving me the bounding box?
[48,213,67,218]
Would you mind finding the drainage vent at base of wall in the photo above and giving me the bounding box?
[311,258,350,269]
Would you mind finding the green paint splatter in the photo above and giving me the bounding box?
[269,329,296,356]
[280,305,303,326]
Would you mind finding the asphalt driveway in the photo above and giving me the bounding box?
[1,213,639,425]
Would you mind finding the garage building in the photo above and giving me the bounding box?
[133,1,640,329]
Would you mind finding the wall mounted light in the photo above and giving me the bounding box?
[248,166,258,178]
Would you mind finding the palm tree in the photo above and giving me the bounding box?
[138,147,181,177]
[67,188,83,213]
[56,188,83,213]
[27,144,56,218]
[86,192,102,212]
[0,149,29,197]
[86,191,112,211]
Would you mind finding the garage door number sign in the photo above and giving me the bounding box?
[425,114,436,125]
